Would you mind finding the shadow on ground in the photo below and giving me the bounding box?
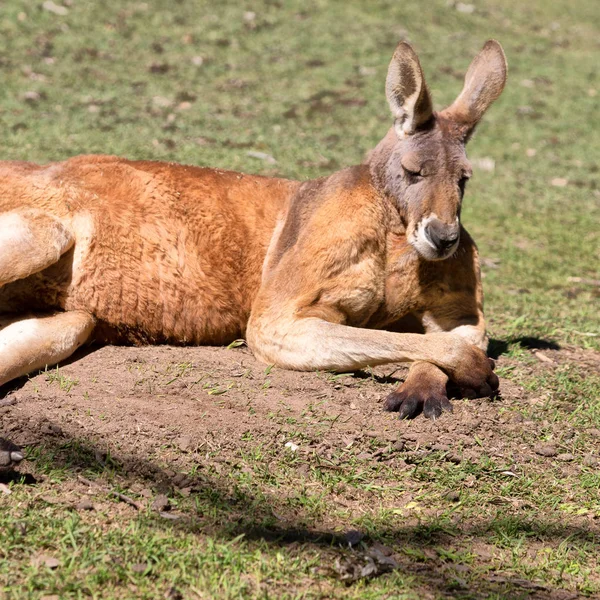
[488,336,561,360]
[2,429,587,600]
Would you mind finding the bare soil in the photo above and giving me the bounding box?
[3,343,599,472]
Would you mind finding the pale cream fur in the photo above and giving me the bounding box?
[0,312,95,386]
[0,210,73,286]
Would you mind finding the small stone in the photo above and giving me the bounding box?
[551,178,568,187]
[176,436,192,452]
[370,542,394,556]
[556,453,574,462]
[159,511,183,520]
[587,428,600,438]
[471,157,495,172]
[179,487,191,497]
[517,105,534,115]
[153,96,174,108]
[191,56,204,66]
[284,441,299,452]
[151,494,171,512]
[445,490,460,502]
[534,443,558,457]
[431,443,450,452]
[33,554,60,569]
[172,473,192,488]
[447,453,462,464]
[582,455,599,468]
[526,148,537,157]
[247,150,277,164]
[76,498,94,511]
[165,587,184,600]
[42,1,68,16]
[131,562,148,574]
[22,91,41,103]
[455,3,475,13]
[358,65,377,76]
[534,351,553,363]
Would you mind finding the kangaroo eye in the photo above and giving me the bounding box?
[403,165,423,182]
[458,175,469,196]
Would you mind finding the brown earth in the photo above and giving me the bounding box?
[3,342,598,472]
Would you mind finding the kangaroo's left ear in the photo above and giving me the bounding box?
[440,40,507,138]
[386,42,434,138]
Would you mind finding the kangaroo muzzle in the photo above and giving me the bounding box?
[412,215,460,261]
[425,218,460,255]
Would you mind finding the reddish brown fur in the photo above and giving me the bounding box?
[0,158,299,344]
[0,40,507,419]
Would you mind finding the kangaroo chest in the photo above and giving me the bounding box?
[366,231,445,330]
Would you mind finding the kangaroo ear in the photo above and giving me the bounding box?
[441,40,507,137]
[386,42,433,138]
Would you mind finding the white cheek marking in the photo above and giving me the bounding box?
[409,214,460,260]
[409,213,439,258]
[416,216,439,251]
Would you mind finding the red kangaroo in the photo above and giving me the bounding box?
[0,40,506,420]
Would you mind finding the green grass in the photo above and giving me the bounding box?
[1,0,599,598]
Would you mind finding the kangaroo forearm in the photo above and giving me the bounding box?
[247,316,464,373]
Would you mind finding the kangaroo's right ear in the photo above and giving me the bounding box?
[440,40,507,137]
[386,42,433,138]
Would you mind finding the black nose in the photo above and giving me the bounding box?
[425,221,460,253]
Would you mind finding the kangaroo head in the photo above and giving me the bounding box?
[369,40,507,261]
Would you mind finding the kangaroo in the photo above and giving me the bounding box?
[0,40,506,421]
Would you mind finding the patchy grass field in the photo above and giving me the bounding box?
[0,0,599,598]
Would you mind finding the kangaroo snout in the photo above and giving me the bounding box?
[425,219,460,254]
[411,215,460,260]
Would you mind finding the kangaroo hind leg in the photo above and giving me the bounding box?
[0,311,95,387]
[0,209,74,287]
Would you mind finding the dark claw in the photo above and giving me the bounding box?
[384,389,452,421]
[423,396,443,420]
[398,395,421,420]
[0,438,24,469]
[383,390,406,412]
[488,371,500,393]
[441,396,454,412]
[460,378,497,400]
[383,390,422,419]
[460,387,477,399]
[423,395,454,420]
